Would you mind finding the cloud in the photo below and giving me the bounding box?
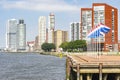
[0,0,80,12]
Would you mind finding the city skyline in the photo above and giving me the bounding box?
[6,19,26,51]
[0,0,120,47]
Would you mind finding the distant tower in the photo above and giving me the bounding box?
[54,30,68,51]
[70,22,80,41]
[48,13,55,43]
[17,19,26,51]
[38,16,46,49]
[6,19,17,51]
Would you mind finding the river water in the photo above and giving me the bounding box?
[0,52,66,80]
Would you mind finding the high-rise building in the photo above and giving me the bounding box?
[48,13,55,43]
[70,22,80,41]
[38,16,46,49]
[81,8,92,40]
[34,36,39,51]
[81,3,118,51]
[93,3,118,51]
[54,30,68,51]
[17,19,26,51]
[6,19,17,51]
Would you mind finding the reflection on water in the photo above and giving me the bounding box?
[0,52,66,80]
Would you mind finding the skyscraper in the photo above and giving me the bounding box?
[48,13,55,43]
[17,19,26,51]
[81,3,118,51]
[70,22,80,41]
[38,16,46,49]
[6,19,17,51]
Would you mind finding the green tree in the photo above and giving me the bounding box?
[49,43,56,51]
[68,41,75,51]
[41,43,56,52]
[59,42,69,51]
[41,43,49,52]
[60,40,87,52]
[74,40,87,51]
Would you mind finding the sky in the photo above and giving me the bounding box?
[0,0,119,48]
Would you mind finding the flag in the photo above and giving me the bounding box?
[87,24,110,38]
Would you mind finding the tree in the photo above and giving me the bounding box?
[49,43,56,51]
[59,40,87,52]
[59,42,69,51]
[41,43,56,52]
[74,40,87,51]
[41,43,49,52]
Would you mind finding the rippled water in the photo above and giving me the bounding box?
[0,52,66,80]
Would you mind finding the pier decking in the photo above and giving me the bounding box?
[66,54,120,80]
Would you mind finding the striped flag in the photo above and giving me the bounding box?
[87,23,110,38]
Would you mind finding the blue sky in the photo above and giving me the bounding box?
[0,0,119,48]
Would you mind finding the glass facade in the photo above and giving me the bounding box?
[6,19,17,51]
[17,19,26,51]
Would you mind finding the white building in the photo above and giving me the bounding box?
[6,19,17,51]
[17,19,26,51]
[70,22,80,41]
[38,16,46,49]
[48,13,55,43]
[81,8,92,41]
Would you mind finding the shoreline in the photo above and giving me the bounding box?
[0,51,67,57]
[40,52,67,57]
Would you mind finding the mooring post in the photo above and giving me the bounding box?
[80,74,83,80]
[87,74,92,80]
[99,63,102,80]
[103,74,107,80]
[66,57,70,80]
[116,74,120,80]
[77,64,80,80]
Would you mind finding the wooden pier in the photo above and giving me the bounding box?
[66,54,120,80]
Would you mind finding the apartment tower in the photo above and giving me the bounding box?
[70,22,80,41]
[38,16,46,49]
[81,3,118,51]
[54,30,68,51]
[48,13,55,43]
[81,8,92,41]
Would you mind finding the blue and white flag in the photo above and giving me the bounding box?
[87,23,110,38]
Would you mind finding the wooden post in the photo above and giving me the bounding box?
[99,63,102,80]
[77,64,80,80]
[116,74,120,80]
[80,74,83,80]
[87,74,92,80]
[66,57,70,80]
[103,74,107,80]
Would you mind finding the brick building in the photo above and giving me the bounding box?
[81,3,118,51]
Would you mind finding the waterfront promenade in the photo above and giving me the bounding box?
[66,53,120,80]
